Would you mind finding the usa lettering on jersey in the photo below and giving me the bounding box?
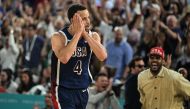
[72,47,87,57]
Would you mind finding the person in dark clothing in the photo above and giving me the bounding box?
[124,56,145,109]
[17,68,35,94]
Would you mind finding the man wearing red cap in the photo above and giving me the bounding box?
[138,47,190,109]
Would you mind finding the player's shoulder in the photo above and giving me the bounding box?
[51,27,67,38]
[51,32,60,42]
[51,32,61,37]
[51,31,66,40]
[51,31,67,46]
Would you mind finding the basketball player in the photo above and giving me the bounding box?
[50,4,107,109]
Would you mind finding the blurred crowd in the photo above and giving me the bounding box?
[0,0,190,109]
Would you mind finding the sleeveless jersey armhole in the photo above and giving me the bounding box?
[58,30,68,46]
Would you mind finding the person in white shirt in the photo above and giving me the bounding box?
[0,29,19,73]
[86,73,121,109]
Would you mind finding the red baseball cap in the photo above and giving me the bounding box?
[149,47,165,59]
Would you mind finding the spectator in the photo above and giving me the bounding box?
[0,28,19,73]
[105,26,133,81]
[178,67,188,79]
[28,65,51,95]
[43,89,53,109]
[180,12,190,35]
[124,56,145,109]
[175,31,190,81]
[168,2,182,18]
[0,68,18,93]
[22,24,44,76]
[17,68,35,94]
[178,67,190,109]
[162,15,183,60]
[135,30,156,65]
[86,73,121,109]
[138,47,190,109]
[104,26,133,97]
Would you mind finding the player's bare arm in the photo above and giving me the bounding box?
[82,31,107,61]
[51,14,84,64]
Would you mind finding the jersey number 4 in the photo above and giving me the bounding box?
[73,60,82,75]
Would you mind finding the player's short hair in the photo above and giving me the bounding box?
[67,4,87,21]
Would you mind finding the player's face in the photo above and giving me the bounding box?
[77,9,91,32]
[96,76,109,92]
[149,54,163,74]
